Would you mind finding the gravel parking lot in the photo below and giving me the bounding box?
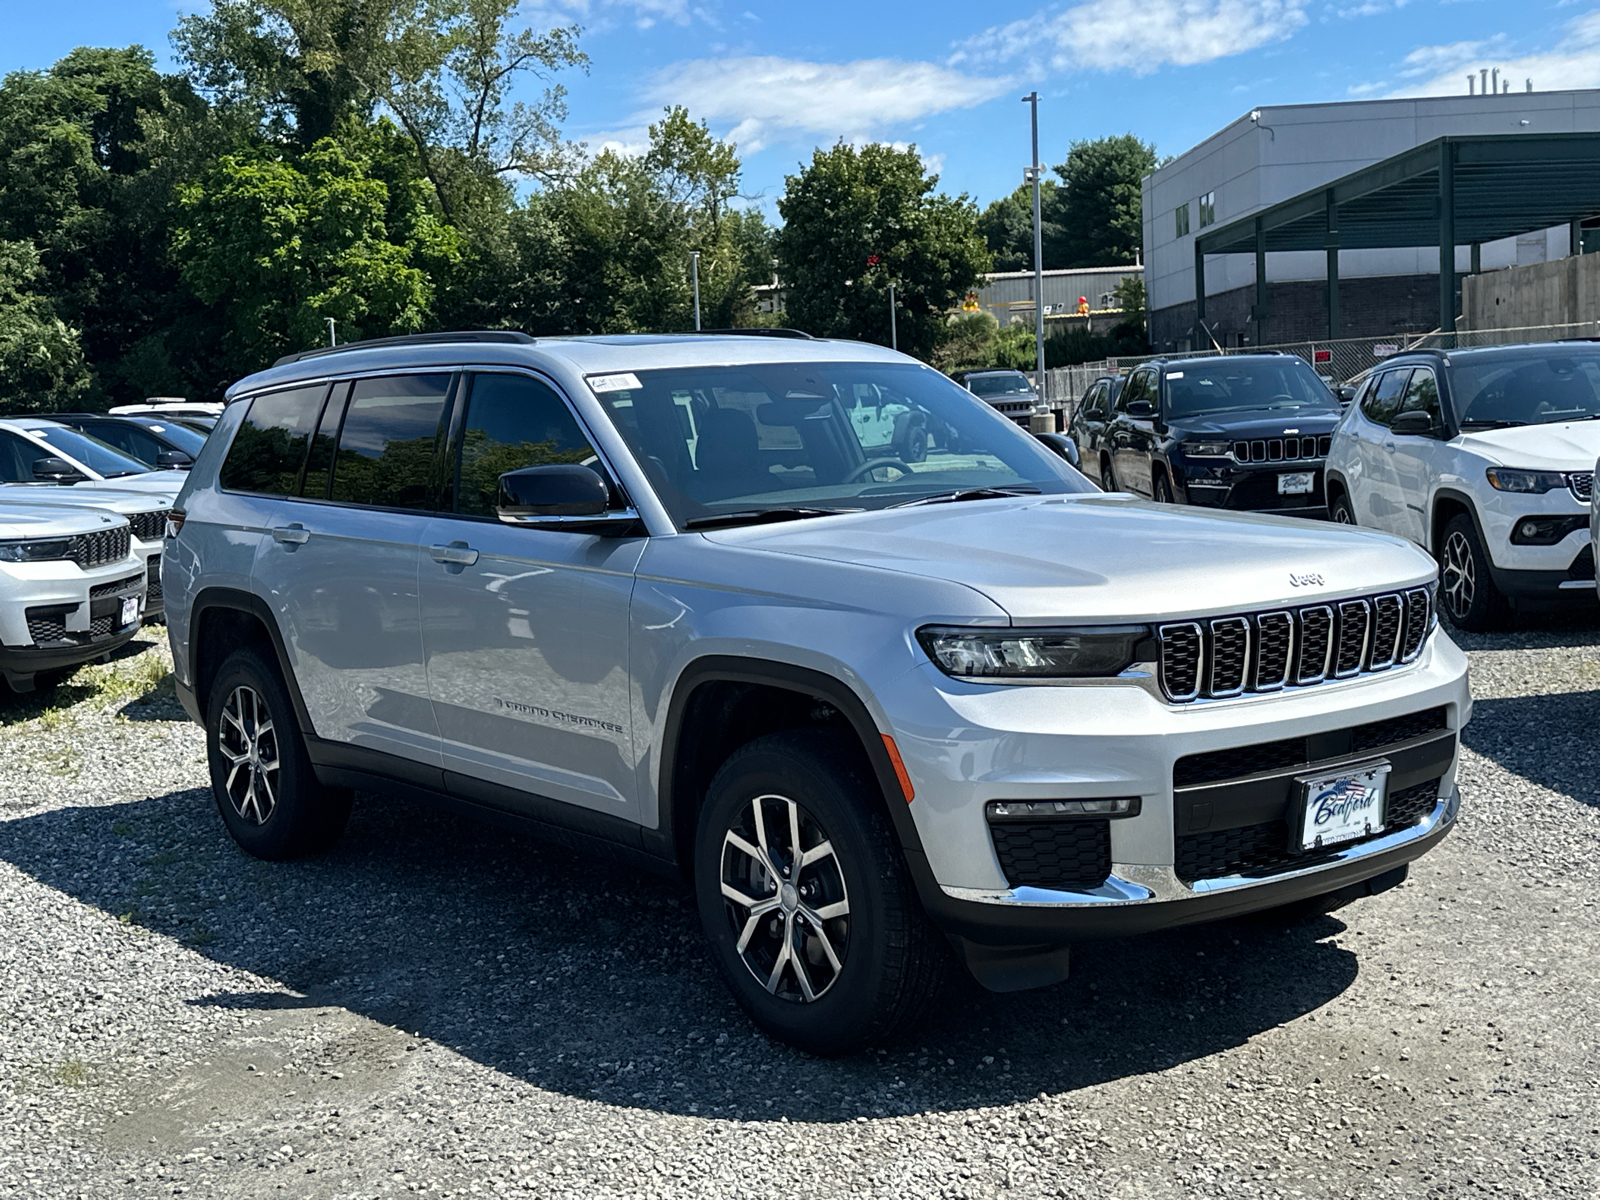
[1,621,1597,1200]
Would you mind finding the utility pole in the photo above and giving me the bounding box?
[1023,93,1047,407]
[690,252,702,331]
[325,317,337,347]
[889,283,898,351]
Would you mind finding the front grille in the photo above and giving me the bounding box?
[1569,471,1593,503]
[1232,435,1332,463]
[126,509,168,541]
[1158,587,1432,703]
[26,610,68,644]
[990,819,1112,891]
[89,611,117,637]
[1569,544,1595,582]
[89,572,142,600]
[1173,706,1448,788]
[68,526,130,569]
[1174,778,1442,884]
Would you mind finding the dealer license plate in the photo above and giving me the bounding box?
[1278,471,1314,495]
[120,596,139,627]
[1293,763,1390,852]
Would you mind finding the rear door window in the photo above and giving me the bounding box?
[328,374,454,511]
[453,373,602,517]
[219,383,329,496]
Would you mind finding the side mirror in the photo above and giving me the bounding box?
[498,464,609,517]
[1124,400,1156,418]
[1389,410,1437,437]
[32,456,85,483]
[1035,432,1081,468]
[155,449,193,469]
[1335,385,1357,405]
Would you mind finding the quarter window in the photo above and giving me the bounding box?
[1398,368,1442,425]
[327,374,453,511]
[219,384,329,496]
[454,373,602,518]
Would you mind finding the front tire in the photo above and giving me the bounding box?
[205,646,352,860]
[1153,473,1174,504]
[1330,491,1357,524]
[693,730,949,1055]
[1100,459,1117,492]
[1439,513,1511,631]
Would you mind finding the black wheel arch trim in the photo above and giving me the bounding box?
[189,587,319,735]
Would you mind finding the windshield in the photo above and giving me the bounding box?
[591,361,1093,529]
[30,426,150,478]
[135,420,208,455]
[1164,359,1339,419]
[965,372,1034,397]
[1452,351,1600,427]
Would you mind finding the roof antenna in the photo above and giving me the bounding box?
[325,317,338,347]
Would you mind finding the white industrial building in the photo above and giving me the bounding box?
[1143,88,1600,350]
[972,266,1142,323]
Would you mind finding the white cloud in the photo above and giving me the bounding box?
[1330,0,1408,17]
[1382,11,1600,96]
[953,0,1310,74]
[642,57,1013,154]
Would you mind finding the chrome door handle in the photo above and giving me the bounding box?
[1383,441,1397,453]
[271,524,310,545]
[430,541,479,566]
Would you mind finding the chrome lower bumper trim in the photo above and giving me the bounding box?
[940,782,1459,909]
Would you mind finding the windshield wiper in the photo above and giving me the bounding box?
[1458,419,1525,429]
[684,507,857,531]
[888,486,1040,509]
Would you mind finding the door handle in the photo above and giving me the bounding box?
[271,524,310,545]
[1383,441,1397,453]
[430,541,479,566]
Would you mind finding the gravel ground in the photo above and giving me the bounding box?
[1,620,1598,1200]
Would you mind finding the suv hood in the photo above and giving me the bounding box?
[16,486,165,517]
[1167,408,1341,438]
[0,502,124,540]
[703,494,1435,621]
[1455,420,1600,470]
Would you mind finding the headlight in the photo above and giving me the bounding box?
[0,538,74,563]
[918,625,1153,679]
[1185,440,1231,458]
[1485,467,1566,493]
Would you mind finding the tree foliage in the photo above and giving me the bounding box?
[776,142,990,359]
[0,240,91,410]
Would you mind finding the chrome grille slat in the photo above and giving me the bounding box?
[1157,590,1431,703]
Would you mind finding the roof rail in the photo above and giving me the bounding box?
[697,328,815,340]
[273,330,536,367]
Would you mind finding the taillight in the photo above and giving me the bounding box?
[164,509,186,539]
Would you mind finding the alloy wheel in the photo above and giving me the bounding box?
[1332,501,1354,524]
[719,793,851,1003]
[217,685,280,825]
[1442,530,1476,620]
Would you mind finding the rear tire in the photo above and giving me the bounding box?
[205,646,352,860]
[693,730,950,1055]
[1439,514,1511,632]
[1100,459,1117,492]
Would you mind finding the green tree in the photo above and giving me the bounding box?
[0,240,91,410]
[776,142,991,359]
[1052,134,1157,268]
[977,180,1062,272]
[172,124,460,367]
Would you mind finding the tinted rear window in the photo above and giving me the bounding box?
[219,384,329,495]
[327,374,452,510]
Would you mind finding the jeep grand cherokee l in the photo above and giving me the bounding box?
[164,331,1470,1054]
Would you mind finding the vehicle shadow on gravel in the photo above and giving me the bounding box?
[1463,688,1600,807]
[0,787,1362,1123]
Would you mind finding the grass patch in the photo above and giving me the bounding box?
[185,922,214,947]
[117,907,143,926]
[56,1060,88,1087]
[111,821,133,836]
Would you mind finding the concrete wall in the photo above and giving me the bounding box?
[1462,254,1600,330]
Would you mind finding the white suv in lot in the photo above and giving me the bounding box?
[165,331,1470,1053]
[1325,343,1600,631]
[0,500,146,692]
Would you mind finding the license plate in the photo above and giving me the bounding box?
[1278,471,1314,495]
[120,596,139,627]
[1293,763,1390,852]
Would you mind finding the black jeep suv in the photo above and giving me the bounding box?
[1096,353,1343,516]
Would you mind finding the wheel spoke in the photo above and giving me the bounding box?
[224,760,244,795]
[751,798,772,860]
[764,929,792,994]
[785,797,803,868]
[799,839,836,868]
[725,830,763,865]
[808,898,849,922]
[807,920,844,973]
[720,880,776,910]
[791,934,818,1002]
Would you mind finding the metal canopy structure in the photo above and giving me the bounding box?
[1191,133,1600,343]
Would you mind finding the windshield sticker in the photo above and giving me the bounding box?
[1167,371,1184,379]
[589,372,642,393]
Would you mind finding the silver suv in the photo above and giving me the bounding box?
[165,331,1471,1053]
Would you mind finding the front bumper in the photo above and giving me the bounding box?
[1178,459,1328,516]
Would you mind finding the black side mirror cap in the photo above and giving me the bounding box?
[498,464,609,517]
[1388,411,1438,436]
[1124,400,1156,418]
[155,450,193,468]
[32,456,85,483]
[1334,385,1357,404]
[1034,432,1081,468]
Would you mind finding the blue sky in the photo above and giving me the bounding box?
[3,0,1595,214]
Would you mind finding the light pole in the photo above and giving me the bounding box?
[325,317,338,347]
[889,282,898,351]
[690,251,702,331]
[1023,93,1047,408]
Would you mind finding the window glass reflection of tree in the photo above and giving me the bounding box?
[329,375,451,510]
[457,374,598,517]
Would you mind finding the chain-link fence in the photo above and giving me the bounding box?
[1037,320,1600,427]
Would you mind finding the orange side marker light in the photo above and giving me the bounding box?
[881,734,915,803]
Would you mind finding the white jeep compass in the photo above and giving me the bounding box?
[164,331,1471,1053]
